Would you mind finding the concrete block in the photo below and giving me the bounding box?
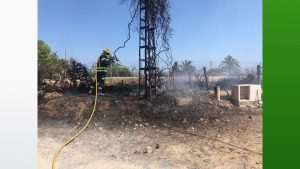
[231,84,262,107]
[214,86,221,101]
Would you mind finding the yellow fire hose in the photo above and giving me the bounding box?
[52,64,99,169]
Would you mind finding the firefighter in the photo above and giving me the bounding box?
[96,48,115,93]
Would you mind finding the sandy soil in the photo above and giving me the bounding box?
[38,90,262,169]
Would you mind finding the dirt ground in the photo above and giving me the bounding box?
[38,90,262,169]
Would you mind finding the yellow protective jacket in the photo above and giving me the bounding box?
[97,53,112,73]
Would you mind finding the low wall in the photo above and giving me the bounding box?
[104,77,139,86]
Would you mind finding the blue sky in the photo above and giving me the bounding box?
[38,0,262,69]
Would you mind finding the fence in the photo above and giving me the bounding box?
[171,60,262,90]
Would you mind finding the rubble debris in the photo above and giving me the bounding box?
[175,96,193,106]
[147,146,153,153]
[143,146,153,154]
[38,95,93,122]
[39,89,262,134]
[187,126,195,132]
[98,100,110,110]
[218,102,231,109]
[256,161,262,165]
[43,92,63,101]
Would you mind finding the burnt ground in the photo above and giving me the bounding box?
[38,89,262,169]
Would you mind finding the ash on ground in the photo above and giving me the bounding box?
[38,89,262,169]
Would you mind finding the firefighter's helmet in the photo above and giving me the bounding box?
[103,48,111,54]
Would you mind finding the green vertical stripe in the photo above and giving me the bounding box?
[264,0,300,168]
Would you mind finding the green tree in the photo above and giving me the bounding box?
[179,60,196,73]
[107,63,135,77]
[38,40,69,85]
[219,55,240,75]
[38,40,52,62]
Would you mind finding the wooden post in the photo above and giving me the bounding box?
[203,67,209,90]
[214,85,221,101]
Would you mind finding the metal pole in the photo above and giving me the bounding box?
[64,48,67,60]
[138,0,142,96]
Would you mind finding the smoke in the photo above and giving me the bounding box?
[161,72,259,94]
